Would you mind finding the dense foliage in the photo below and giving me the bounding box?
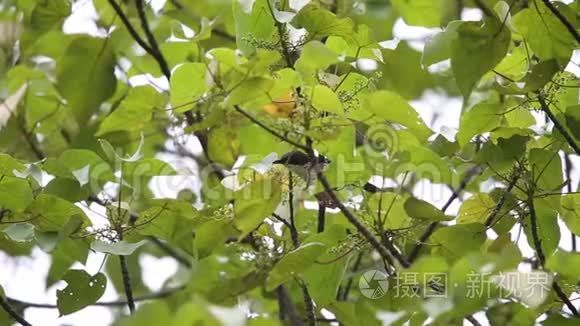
[1,0,580,325]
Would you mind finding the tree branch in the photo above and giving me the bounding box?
[276,285,304,326]
[147,236,192,268]
[527,191,579,315]
[6,287,184,309]
[233,105,309,151]
[407,165,482,262]
[317,204,325,233]
[537,93,580,156]
[565,155,576,251]
[485,172,520,227]
[473,0,495,17]
[107,0,154,55]
[316,172,410,268]
[134,0,171,79]
[117,228,135,314]
[0,294,32,326]
[540,0,580,43]
[299,280,317,326]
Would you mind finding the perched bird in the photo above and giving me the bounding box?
[272,150,331,188]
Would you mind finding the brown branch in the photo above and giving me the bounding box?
[537,93,580,155]
[6,287,184,309]
[276,285,304,326]
[135,0,171,79]
[0,294,32,326]
[299,280,317,326]
[233,105,309,151]
[527,191,579,315]
[407,165,482,262]
[117,226,135,314]
[565,155,576,251]
[316,172,410,268]
[317,204,325,233]
[540,0,580,43]
[485,172,520,227]
[473,0,495,17]
[107,0,155,55]
[147,236,192,268]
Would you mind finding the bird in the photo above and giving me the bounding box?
[272,150,331,188]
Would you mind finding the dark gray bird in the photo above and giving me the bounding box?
[272,151,331,187]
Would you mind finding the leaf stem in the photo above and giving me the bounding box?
[0,294,33,326]
[408,165,482,262]
[540,0,580,43]
[537,93,580,156]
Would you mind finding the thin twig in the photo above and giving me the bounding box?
[565,155,576,251]
[107,0,154,55]
[527,191,579,315]
[6,287,184,309]
[147,236,191,268]
[317,204,325,233]
[288,172,300,248]
[407,165,482,262]
[135,0,171,79]
[540,0,580,43]
[117,226,135,314]
[338,251,363,301]
[473,0,495,17]
[537,93,580,155]
[317,172,410,268]
[0,294,33,326]
[485,172,520,227]
[276,286,304,326]
[234,105,309,151]
[298,280,317,326]
[466,315,483,326]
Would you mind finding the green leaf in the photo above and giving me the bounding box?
[96,86,164,136]
[56,36,116,124]
[422,24,458,67]
[0,153,26,176]
[310,85,343,114]
[170,63,208,110]
[295,41,338,84]
[90,240,147,256]
[227,77,275,106]
[457,193,496,224]
[0,176,33,212]
[451,19,511,98]
[27,194,91,232]
[115,302,171,326]
[565,105,580,140]
[3,223,35,242]
[364,91,431,141]
[523,198,560,258]
[404,197,450,221]
[392,0,444,27]
[512,1,576,65]
[234,178,281,238]
[30,0,71,30]
[56,270,107,316]
[529,148,562,192]
[207,126,239,168]
[292,4,354,39]
[560,194,580,236]
[457,103,505,146]
[431,223,486,261]
[45,149,115,186]
[233,0,276,56]
[546,250,580,282]
[266,242,326,291]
